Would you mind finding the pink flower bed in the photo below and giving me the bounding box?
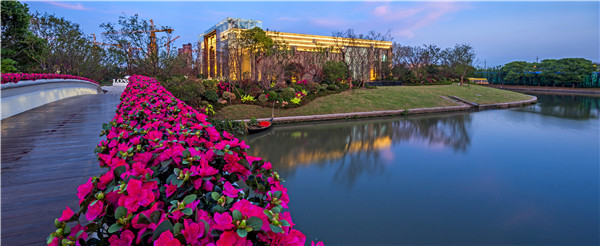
[47,75,313,245]
[1,73,99,85]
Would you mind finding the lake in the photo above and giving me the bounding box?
[244,93,599,245]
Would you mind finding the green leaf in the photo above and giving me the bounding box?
[161,159,172,167]
[108,223,123,233]
[246,216,263,231]
[226,197,234,204]
[181,208,193,216]
[137,214,151,225]
[270,224,283,233]
[182,150,191,158]
[183,194,197,204]
[64,224,72,235]
[279,219,290,227]
[232,210,243,221]
[271,206,281,214]
[236,228,248,238]
[113,166,127,180]
[174,168,181,176]
[210,192,220,201]
[273,191,283,199]
[46,234,56,245]
[212,205,225,213]
[263,209,273,220]
[115,206,127,219]
[173,223,184,235]
[74,230,84,239]
[152,220,174,240]
[182,160,190,165]
[150,210,161,224]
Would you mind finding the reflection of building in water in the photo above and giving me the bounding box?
[262,136,392,168]
[248,114,471,177]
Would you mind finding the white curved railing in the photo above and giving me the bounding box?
[1,79,103,119]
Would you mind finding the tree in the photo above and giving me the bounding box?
[24,12,113,81]
[440,44,475,85]
[241,27,274,82]
[101,14,174,76]
[322,60,347,84]
[501,61,529,85]
[557,58,595,87]
[393,43,440,83]
[1,1,36,72]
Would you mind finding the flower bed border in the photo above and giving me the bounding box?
[47,75,310,246]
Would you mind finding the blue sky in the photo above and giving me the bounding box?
[24,1,599,67]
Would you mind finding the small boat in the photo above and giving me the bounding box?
[246,117,273,134]
[246,102,276,134]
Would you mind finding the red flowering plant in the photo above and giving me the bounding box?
[47,75,308,245]
[1,73,99,84]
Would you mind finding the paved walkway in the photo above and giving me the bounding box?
[1,93,121,245]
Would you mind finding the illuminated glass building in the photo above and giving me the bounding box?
[199,17,392,81]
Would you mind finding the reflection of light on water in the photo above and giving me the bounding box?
[278,136,392,167]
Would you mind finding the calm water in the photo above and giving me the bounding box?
[244,93,599,245]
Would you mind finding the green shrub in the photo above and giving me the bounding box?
[258,93,268,103]
[280,87,296,100]
[204,89,219,103]
[267,91,279,101]
[366,85,378,89]
[164,78,206,107]
[326,84,338,91]
[322,61,347,84]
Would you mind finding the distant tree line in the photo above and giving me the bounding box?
[476,58,600,88]
[1,1,197,83]
[390,43,476,85]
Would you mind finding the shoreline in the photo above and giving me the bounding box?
[244,95,537,124]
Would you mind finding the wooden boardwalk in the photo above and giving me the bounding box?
[1,93,121,245]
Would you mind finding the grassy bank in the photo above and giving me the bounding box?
[215,84,533,120]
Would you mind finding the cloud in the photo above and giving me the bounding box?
[370,2,465,39]
[46,1,90,11]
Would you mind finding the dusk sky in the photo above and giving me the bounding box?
[24,1,599,67]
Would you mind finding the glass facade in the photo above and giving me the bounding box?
[200,17,262,38]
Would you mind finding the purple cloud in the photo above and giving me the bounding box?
[46,1,90,11]
[370,2,466,39]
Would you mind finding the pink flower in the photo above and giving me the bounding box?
[311,241,325,246]
[216,231,252,246]
[223,182,240,198]
[77,177,93,204]
[182,219,204,245]
[117,179,156,212]
[154,230,181,246]
[86,200,104,221]
[58,206,74,222]
[165,183,177,197]
[108,230,134,246]
[97,171,114,190]
[213,212,235,231]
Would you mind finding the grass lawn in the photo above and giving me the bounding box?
[215,84,533,120]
